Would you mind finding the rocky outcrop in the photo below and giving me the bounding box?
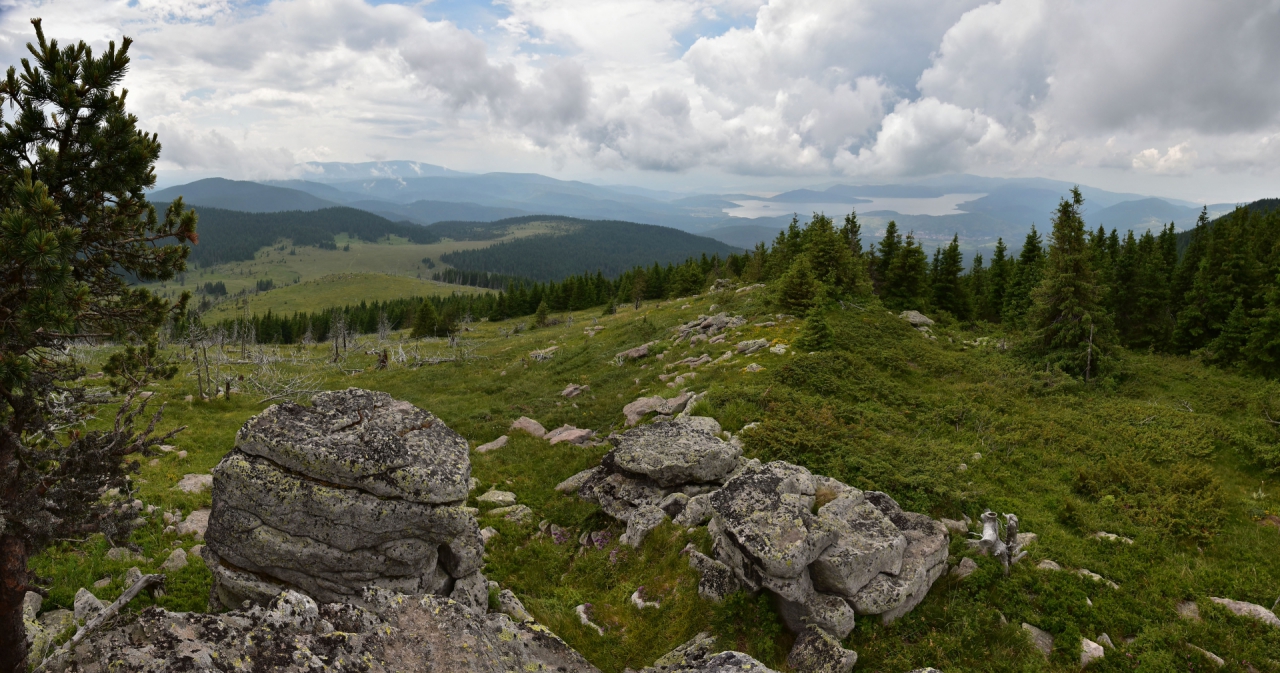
[639,632,779,673]
[49,588,601,673]
[204,388,486,610]
[571,413,949,667]
[673,313,747,344]
[623,392,694,426]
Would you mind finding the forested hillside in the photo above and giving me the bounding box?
[178,206,440,267]
[439,216,738,280]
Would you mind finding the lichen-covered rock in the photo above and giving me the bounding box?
[73,587,103,622]
[624,392,693,426]
[605,419,741,487]
[709,461,836,578]
[623,504,668,547]
[640,632,780,673]
[205,389,485,608]
[511,416,548,437]
[810,495,907,598]
[687,550,739,602]
[235,388,471,504]
[53,589,600,673]
[786,624,857,673]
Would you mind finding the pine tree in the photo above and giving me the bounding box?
[983,238,1011,323]
[1025,188,1111,380]
[931,234,972,319]
[778,255,821,314]
[1169,207,1211,329]
[967,252,987,320]
[871,220,901,293]
[410,300,439,337]
[1003,226,1045,327]
[1174,207,1260,353]
[840,210,864,257]
[882,232,931,311]
[0,21,198,668]
[796,306,834,351]
[1245,267,1280,378]
[534,299,550,327]
[801,213,855,292]
[1121,230,1174,350]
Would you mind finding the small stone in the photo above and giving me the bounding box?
[940,518,968,534]
[575,604,606,636]
[123,567,143,589]
[93,577,111,589]
[1077,568,1119,589]
[554,468,598,493]
[1176,600,1200,621]
[476,435,509,453]
[105,547,135,562]
[899,310,934,327]
[621,505,666,548]
[177,450,188,459]
[561,383,589,398]
[160,548,188,572]
[478,490,518,507]
[742,363,765,373]
[172,473,212,493]
[176,508,210,539]
[1209,596,1280,627]
[950,557,979,579]
[1022,622,1053,657]
[1188,645,1225,668]
[480,527,499,544]
[23,591,42,620]
[1090,531,1134,544]
[159,445,176,453]
[74,588,104,622]
[1081,637,1105,667]
[1037,559,1061,571]
[971,452,982,461]
[1097,633,1114,649]
[499,589,534,622]
[149,459,160,467]
[488,504,533,523]
[957,463,968,472]
[510,417,547,438]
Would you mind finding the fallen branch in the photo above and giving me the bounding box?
[35,573,165,672]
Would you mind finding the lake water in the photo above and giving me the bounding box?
[724,193,987,218]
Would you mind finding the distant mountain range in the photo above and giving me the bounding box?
[152,164,1254,254]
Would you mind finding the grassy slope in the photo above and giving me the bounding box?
[146,222,560,304]
[34,289,1280,672]
[199,273,485,322]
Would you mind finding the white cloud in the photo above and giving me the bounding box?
[0,0,1276,191]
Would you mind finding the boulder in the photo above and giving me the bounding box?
[950,557,978,579]
[489,504,533,523]
[786,624,857,673]
[52,589,600,673]
[549,427,596,445]
[810,495,907,597]
[687,550,739,602]
[159,548,188,572]
[556,467,600,493]
[624,392,692,426]
[74,588,104,622]
[476,435,508,453]
[849,522,949,623]
[1022,623,1054,657]
[562,383,590,398]
[511,416,547,438]
[622,504,667,547]
[205,389,484,608]
[1209,596,1280,627]
[605,420,741,487]
[617,343,652,360]
[736,339,769,355]
[23,591,42,621]
[640,632,779,673]
[899,310,934,327]
[1081,637,1105,667]
[709,461,835,578]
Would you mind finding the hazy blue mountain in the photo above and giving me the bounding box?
[702,222,792,248]
[151,178,338,212]
[764,188,872,203]
[348,200,530,225]
[1085,198,1201,231]
[260,180,374,204]
[298,160,471,181]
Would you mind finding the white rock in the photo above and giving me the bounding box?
[1081,638,1105,667]
[575,604,605,635]
[160,548,189,572]
[1022,623,1053,657]
[478,490,518,507]
[476,435,509,453]
[1209,596,1280,627]
[510,417,547,438]
[950,557,979,579]
[1188,645,1225,668]
[23,591,42,620]
[73,588,104,622]
[1037,559,1061,571]
[176,508,210,539]
[480,527,499,544]
[173,473,212,493]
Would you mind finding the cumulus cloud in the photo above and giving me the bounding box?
[0,0,1276,187]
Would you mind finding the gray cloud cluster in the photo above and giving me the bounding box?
[1,0,1276,193]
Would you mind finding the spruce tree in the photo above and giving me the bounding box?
[801,213,855,292]
[796,305,833,351]
[1174,207,1260,353]
[1122,230,1174,350]
[0,21,198,668]
[778,255,821,314]
[1025,188,1112,379]
[840,210,864,257]
[968,252,987,320]
[882,232,931,311]
[1245,267,1280,378]
[533,299,550,327]
[1003,226,1045,327]
[871,220,901,293]
[1169,207,1210,330]
[983,238,1011,323]
[931,234,972,319]
[411,300,439,337]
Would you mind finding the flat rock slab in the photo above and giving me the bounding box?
[172,473,212,493]
[606,420,741,487]
[176,508,210,539]
[511,416,547,438]
[235,388,470,504]
[476,435,508,453]
[1210,597,1280,627]
[54,590,601,673]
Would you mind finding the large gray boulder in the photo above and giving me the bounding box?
[206,388,484,608]
[640,632,779,673]
[708,461,837,578]
[605,419,741,487]
[51,589,600,673]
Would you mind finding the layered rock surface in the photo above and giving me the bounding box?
[48,589,600,673]
[573,416,949,644]
[204,388,485,608]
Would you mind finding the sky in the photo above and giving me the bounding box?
[1,0,1278,202]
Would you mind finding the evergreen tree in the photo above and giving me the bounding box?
[1174,206,1260,353]
[1003,226,1045,327]
[778,255,821,314]
[982,238,1011,323]
[882,232,931,311]
[931,234,972,319]
[796,306,833,351]
[1121,230,1174,350]
[534,299,550,327]
[1025,188,1111,380]
[801,213,855,292]
[0,22,198,668]
[410,299,439,338]
[1245,267,1280,378]
[871,220,901,293]
[1169,207,1211,327]
[840,210,864,257]
[967,252,987,321]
